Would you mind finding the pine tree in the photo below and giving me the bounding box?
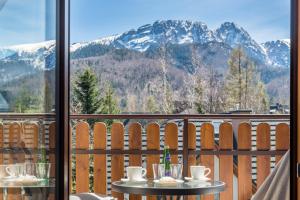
[145,95,159,113]
[99,84,120,126]
[14,87,40,113]
[100,84,120,114]
[73,67,101,114]
[225,47,245,109]
[225,47,269,113]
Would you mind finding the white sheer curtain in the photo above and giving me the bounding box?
[251,151,290,200]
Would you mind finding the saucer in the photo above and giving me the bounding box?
[1,176,18,181]
[153,179,184,184]
[121,178,147,183]
[184,177,210,182]
[153,178,184,186]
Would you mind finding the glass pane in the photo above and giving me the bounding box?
[70,0,290,199]
[0,0,56,199]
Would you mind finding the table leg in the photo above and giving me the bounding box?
[3,188,7,200]
[156,196,183,200]
[176,196,183,200]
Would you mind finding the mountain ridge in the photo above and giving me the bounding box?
[0,20,290,70]
[0,20,291,111]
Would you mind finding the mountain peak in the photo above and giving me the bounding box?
[216,22,252,44]
[216,21,266,61]
[102,19,217,51]
[262,39,290,67]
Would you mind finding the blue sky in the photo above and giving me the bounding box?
[0,0,290,46]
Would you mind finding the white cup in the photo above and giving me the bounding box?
[126,166,147,181]
[5,164,24,177]
[190,166,211,180]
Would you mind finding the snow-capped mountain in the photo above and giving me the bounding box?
[0,40,56,70]
[215,22,267,62]
[100,20,219,51]
[0,20,290,109]
[0,20,290,73]
[262,39,290,68]
[74,20,289,68]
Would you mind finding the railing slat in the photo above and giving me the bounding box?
[219,122,233,200]
[146,123,160,200]
[165,123,178,200]
[8,123,24,163]
[75,122,90,193]
[275,123,290,163]
[23,123,38,162]
[49,122,56,178]
[200,123,214,200]
[129,123,142,200]
[165,123,178,163]
[94,122,107,195]
[256,123,270,188]
[8,122,22,200]
[111,123,124,200]
[238,122,252,200]
[188,123,196,200]
[48,122,56,200]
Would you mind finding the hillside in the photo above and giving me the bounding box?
[0,20,290,113]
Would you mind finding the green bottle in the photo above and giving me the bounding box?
[163,146,171,176]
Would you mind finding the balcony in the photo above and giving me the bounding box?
[0,114,290,200]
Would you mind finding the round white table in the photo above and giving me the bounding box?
[112,179,225,199]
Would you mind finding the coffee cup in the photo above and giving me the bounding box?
[190,166,211,180]
[126,166,147,181]
[5,164,24,177]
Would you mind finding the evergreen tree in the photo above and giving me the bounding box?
[145,95,159,113]
[73,67,101,114]
[99,84,120,126]
[225,47,269,113]
[14,87,40,113]
[225,47,245,109]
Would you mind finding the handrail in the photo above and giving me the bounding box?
[0,113,55,119]
[0,113,290,119]
[70,114,290,119]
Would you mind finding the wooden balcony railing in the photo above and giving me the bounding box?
[0,114,290,200]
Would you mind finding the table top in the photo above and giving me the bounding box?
[0,179,55,188]
[112,180,225,196]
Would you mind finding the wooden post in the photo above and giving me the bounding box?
[129,123,142,200]
[23,123,39,162]
[111,123,124,200]
[75,122,90,193]
[48,122,56,200]
[93,122,107,195]
[8,122,23,200]
[187,123,196,200]
[146,123,160,200]
[200,123,214,200]
[165,123,178,200]
[219,122,233,200]
[275,123,290,163]
[256,123,270,188]
[165,123,178,163]
[238,122,252,200]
